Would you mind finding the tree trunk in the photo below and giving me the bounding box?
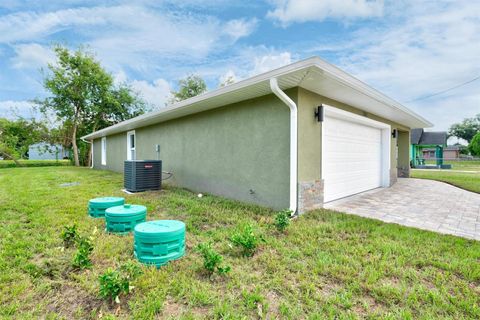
[0,150,22,166]
[72,123,80,166]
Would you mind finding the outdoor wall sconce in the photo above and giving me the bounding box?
[314,104,324,122]
[392,129,398,138]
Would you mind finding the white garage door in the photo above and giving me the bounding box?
[323,114,384,202]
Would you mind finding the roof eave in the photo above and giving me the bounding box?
[81,56,432,140]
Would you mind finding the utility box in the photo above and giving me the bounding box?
[124,160,162,192]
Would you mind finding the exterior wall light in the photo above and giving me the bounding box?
[315,104,324,122]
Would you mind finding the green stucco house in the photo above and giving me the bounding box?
[410,128,447,167]
[82,57,432,213]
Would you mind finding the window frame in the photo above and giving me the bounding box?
[101,137,107,165]
[126,130,136,160]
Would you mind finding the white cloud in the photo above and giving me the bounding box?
[218,69,237,87]
[251,52,292,75]
[329,1,480,130]
[130,78,171,108]
[223,18,258,41]
[0,7,108,43]
[11,43,55,69]
[0,100,37,119]
[113,70,128,85]
[267,0,383,25]
[0,5,256,72]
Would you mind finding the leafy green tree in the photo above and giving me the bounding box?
[469,132,480,156]
[0,118,47,162]
[169,74,207,104]
[0,137,20,165]
[36,46,145,166]
[448,114,480,143]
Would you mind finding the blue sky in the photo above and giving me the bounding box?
[0,0,479,133]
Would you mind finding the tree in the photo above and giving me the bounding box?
[169,74,207,104]
[448,114,480,143]
[0,119,21,164]
[36,46,145,166]
[469,132,480,156]
[0,118,47,161]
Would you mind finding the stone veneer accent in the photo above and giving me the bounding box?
[390,169,398,186]
[397,166,410,178]
[298,179,324,213]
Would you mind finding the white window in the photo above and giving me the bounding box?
[127,130,136,160]
[101,137,107,165]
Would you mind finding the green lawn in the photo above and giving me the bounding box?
[424,160,480,172]
[0,159,71,169]
[1,167,479,319]
[411,170,480,193]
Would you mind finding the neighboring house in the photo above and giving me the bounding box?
[28,142,69,160]
[422,146,460,160]
[410,129,447,166]
[82,57,431,213]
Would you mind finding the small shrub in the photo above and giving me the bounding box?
[274,210,291,232]
[196,242,231,275]
[99,261,143,303]
[230,224,263,257]
[61,224,79,247]
[119,260,143,280]
[72,236,94,269]
[99,269,129,302]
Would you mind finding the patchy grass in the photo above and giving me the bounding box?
[1,167,479,319]
[411,170,480,193]
[0,159,71,169]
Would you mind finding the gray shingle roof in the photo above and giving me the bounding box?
[411,128,447,145]
[411,128,423,144]
[419,132,447,145]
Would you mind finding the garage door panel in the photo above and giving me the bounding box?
[323,115,383,202]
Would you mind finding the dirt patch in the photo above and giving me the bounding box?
[45,283,106,318]
[158,297,210,319]
[264,291,281,319]
[318,278,342,298]
[159,298,184,319]
[379,276,401,288]
[354,294,385,316]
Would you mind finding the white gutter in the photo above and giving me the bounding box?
[270,78,297,214]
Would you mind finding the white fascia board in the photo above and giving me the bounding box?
[311,58,432,128]
[81,56,432,140]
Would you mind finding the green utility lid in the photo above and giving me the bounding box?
[89,197,124,208]
[134,220,185,238]
[135,248,185,265]
[105,204,147,217]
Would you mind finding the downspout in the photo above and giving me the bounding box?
[270,78,297,214]
[80,137,94,169]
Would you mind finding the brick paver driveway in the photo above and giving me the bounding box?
[324,178,480,240]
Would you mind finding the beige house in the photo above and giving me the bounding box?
[82,57,432,213]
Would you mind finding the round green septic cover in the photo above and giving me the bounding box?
[105,204,147,217]
[134,220,185,237]
[89,197,124,208]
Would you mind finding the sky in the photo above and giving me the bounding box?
[0,0,479,133]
